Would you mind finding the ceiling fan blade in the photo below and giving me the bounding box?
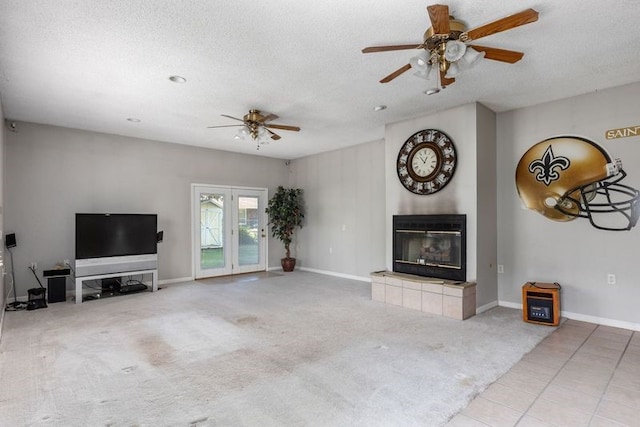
[207,124,244,128]
[220,114,245,122]
[380,63,412,83]
[427,4,450,35]
[440,69,455,87]
[266,129,282,140]
[362,44,421,54]
[265,124,300,132]
[465,8,538,41]
[260,113,279,123]
[468,45,524,63]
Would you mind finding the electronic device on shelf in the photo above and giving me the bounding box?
[118,283,148,294]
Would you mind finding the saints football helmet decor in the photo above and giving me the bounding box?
[516,136,639,231]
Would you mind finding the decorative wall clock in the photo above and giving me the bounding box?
[396,129,457,195]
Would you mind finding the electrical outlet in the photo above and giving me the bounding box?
[607,274,616,285]
[497,264,504,274]
[30,262,37,270]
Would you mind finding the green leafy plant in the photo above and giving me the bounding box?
[265,186,304,259]
[238,225,257,245]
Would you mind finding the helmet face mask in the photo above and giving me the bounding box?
[516,136,640,231]
[558,170,640,231]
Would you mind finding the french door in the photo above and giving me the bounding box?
[193,185,267,278]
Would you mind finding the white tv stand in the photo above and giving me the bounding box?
[75,269,158,304]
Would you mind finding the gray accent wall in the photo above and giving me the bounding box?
[289,140,386,278]
[497,82,640,326]
[476,104,498,308]
[4,122,288,297]
[384,103,498,308]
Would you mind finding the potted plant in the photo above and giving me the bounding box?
[265,186,304,271]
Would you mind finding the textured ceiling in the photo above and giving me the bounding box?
[1,0,639,160]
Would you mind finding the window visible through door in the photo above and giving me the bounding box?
[193,185,267,278]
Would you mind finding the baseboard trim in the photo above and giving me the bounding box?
[497,300,640,331]
[158,276,193,286]
[499,301,521,310]
[476,300,499,314]
[558,310,640,332]
[298,267,371,283]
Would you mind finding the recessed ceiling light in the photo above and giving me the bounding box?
[424,88,440,96]
[126,118,141,123]
[169,75,187,83]
[373,105,387,111]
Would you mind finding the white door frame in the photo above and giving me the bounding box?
[191,184,268,279]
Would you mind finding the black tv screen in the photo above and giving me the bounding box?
[76,213,158,259]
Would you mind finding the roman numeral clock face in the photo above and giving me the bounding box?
[396,129,457,195]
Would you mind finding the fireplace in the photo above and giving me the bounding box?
[393,214,466,281]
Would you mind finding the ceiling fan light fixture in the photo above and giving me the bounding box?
[444,40,466,63]
[459,47,485,69]
[445,61,461,79]
[413,65,433,80]
[235,125,250,140]
[362,6,539,88]
[409,51,430,71]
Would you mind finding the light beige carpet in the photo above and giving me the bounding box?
[0,271,553,426]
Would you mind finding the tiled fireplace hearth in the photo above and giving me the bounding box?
[370,271,476,320]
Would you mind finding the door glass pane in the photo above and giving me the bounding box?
[238,196,259,266]
[200,193,225,269]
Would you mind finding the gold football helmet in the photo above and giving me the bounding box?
[516,136,639,231]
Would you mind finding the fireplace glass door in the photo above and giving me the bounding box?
[392,214,466,281]
[395,230,462,270]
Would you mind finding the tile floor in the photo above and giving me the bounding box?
[447,319,640,427]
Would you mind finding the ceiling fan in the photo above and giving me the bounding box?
[208,109,300,149]
[362,4,539,90]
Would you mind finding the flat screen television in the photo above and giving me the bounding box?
[75,213,158,260]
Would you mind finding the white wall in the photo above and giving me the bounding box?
[497,82,640,327]
[289,140,386,279]
[4,122,289,297]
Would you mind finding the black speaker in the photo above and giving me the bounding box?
[5,233,16,248]
[43,268,71,277]
[47,277,67,303]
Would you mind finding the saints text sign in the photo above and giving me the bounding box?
[605,125,640,140]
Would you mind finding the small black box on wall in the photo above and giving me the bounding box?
[5,233,16,248]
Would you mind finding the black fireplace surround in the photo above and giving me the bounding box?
[393,214,466,282]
